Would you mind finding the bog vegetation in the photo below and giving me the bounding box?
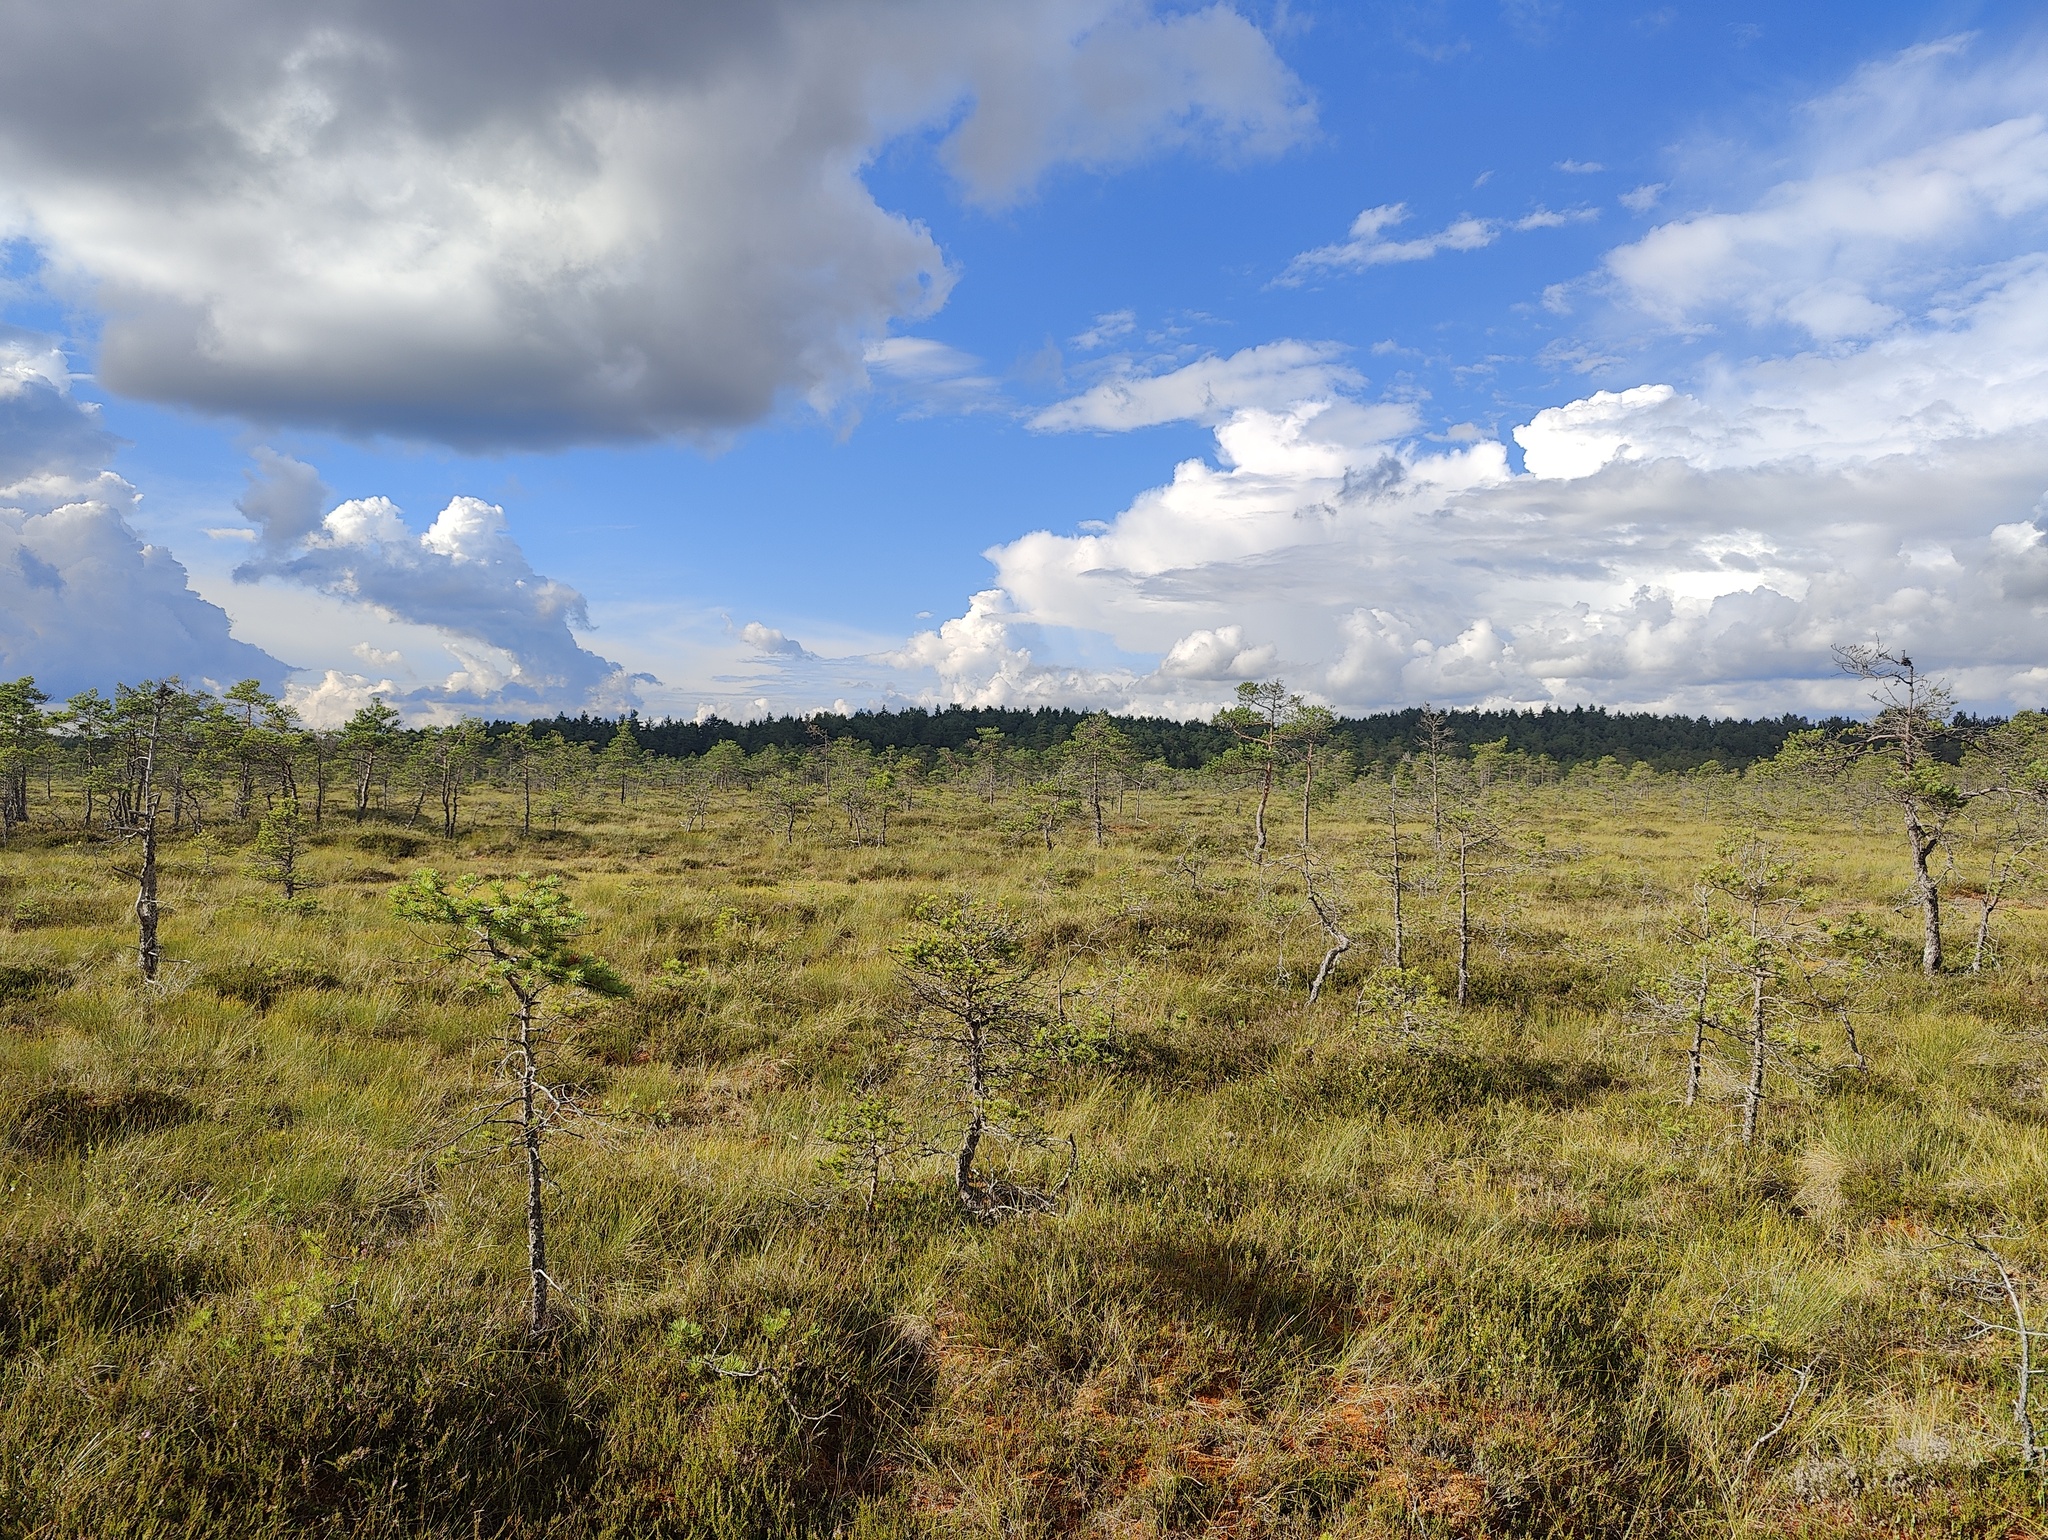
[3,659,2048,1537]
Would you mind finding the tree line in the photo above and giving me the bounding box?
[512,700,1853,773]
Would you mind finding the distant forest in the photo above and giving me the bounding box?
[503,703,1887,773]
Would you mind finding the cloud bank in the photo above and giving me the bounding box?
[0,1,1309,449]
[726,39,2048,719]
[0,333,284,698]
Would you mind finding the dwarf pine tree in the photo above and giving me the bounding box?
[896,897,1074,1217]
[394,871,628,1330]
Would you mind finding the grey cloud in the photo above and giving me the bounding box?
[236,447,330,550]
[1,2,1308,449]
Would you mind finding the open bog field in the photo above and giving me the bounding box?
[2,765,2045,1538]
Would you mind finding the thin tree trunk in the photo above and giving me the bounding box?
[1456,835,1471,1007]
[518,996,550,1332]
[1307,884,1350,1006]
[133,688,169,982]
[955,1033,987,1204]
[136,799,161,979]
[1389,795,1404,970]
[1253,759,1273,866]
[954,1108,983,1201]
[1973,896,1996,974]
[1741,972,1767,1144]
[522,763,533,835]
[1301,745,1315,850]
[1685,957,1709,1106]
[1909,816,1942,973]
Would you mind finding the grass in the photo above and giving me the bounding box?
[0,767,2045,1536]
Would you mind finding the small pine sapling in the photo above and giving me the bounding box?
[249,799,309,902]
[1698,836,1821,1144]
[1638,888,1723,1107]
[817,1093,911,1212]
[895,896,1076,1218]
[394,871,628,1331]
[1005,779,1080,852]
[760,771,815,845]
[1351,966,1457,1053]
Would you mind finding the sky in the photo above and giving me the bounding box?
[5,0,2048,724]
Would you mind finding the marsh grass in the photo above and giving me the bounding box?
[0,773,2045,1535]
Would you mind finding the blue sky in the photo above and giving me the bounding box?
[5,1,2048,721]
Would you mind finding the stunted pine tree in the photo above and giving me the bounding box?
[896,897,1069,1217]
[538,732,588,829]
[600,718,643,805]
[395,871,627,1331]
[497,723,539,835]
[1215,680,1302,866]
[250,799,307,901]
[1063,712,1134,848]
[1639,887,1721,1108]
[1299,850,1352,1005]
[1700,836,1816,1144]
[58,688,115,830]
[0,676,51,838]
[1806,646,1993,973]
[1446,806,1506,1008]
[342,697,402,823]
[1416,703,1456,847]
[428,719,485,838]
[1287,704,1337,850]
[1974,711,2048,970]
[1963,801,2038,974]
[968,726,1008,809]
[760,770,815,844]
[219,678,273,821]
[110,680,187,981]
[1008,778,1080,852]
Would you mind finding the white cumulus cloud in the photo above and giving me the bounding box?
[234,452,634,714]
